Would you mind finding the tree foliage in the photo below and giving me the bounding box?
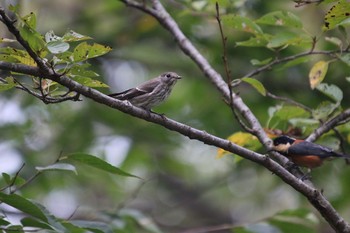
[1,0,350,232]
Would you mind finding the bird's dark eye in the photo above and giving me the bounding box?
[166,74,171,78]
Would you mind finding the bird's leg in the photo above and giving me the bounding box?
[284,161,299,171]
[300,169,312,181]
[284,161,311,181]
[147,109,166,118]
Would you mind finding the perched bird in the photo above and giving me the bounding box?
[273,135,349,169]
[109,72,181,110]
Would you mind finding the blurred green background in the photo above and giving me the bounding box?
[1,0,350,232]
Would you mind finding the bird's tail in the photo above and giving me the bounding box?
[332,151,350,158]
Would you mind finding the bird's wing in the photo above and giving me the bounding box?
[108,88,146,100]
[136,78,159,93]
[109,78,159,100]
[288,141,342,158]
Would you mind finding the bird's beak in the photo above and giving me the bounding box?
[176,75,182,79]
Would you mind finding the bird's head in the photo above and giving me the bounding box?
[160,72,182,85]
[273,135,296,153]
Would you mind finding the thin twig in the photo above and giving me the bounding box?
[13,78,81,104]
[1,4,350,232]
[11,171,41,193]
[242,49,347,79]
[0,163,25,192]
[215,2,254,133]
[266,91,312,112]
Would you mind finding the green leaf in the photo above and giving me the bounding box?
[250,57,272,66]
[276,57,309,71]
[0,54,20,63]
[337,17,350,27]
[274,208,318,221]
[325,36,343,48]
[0,47,36,66]
[339,54,350,66]
[268,105,310,128]
[69,64,99,78]
[232,209,317,233]
[267,32,312,49]
[316,83,343,103]
[8,4,20,13]
[309,61,329,89]
[69,220,113,233]
[256,11,303,28]
[45,30,62,42]
[289,118,319,127]
[0,193,47,222]
[4,225,24,232]
[72,76,109,88]
[2,172,26,187]
[21,12,37,29]
[17,12,45,53]
[36,163,77,174]
[222,14,263,34]
[241,77,266,96]
[234,223,278,233]
[274,105,310,120]
[33,202,67,231]
[324,0,350,30]
[21,217,54,230]
[19,25,45,53]
[0,77,16,91]
[0,218,10,226]
[73,42,112,62]
[63,30,92,42]
[2,172,12,185]
[312,101,338,120]
[47,41,70,54]
[120,209,164,233]
[44,30,79,54]
[61,153,140,178]
[54,51,73,63]
[236,36,269,47]
[269,209,318,233]
[60,221,88,232]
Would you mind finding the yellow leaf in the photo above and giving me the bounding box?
[309,60,329,89]
[217,132,258,159]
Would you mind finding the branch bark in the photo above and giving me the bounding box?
[307,109,350,142]
[121,0,270,146]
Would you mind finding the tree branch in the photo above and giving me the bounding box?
[13,78,81,104]
[145,0,270,147]
[215,2,254,134]
[266,91,312,113]
[0,7,49,72]
[242,50,348,79]
[307,109,350,142]
[1,4,350,232]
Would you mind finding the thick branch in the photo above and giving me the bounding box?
[120,0,269,143]
[0,8,49,73]
[116,1,349,231]
[1,4,350,232]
